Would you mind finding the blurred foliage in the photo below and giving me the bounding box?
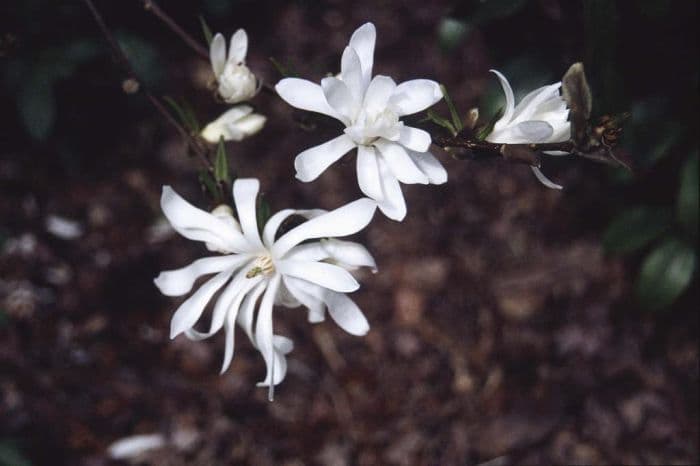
[0,440,32,466]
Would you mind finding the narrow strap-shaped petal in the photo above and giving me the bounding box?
[357,145,384,202]
[388,79,443,116]
[161,186,250,253]
[276,259,359,292]
[294,134,356,182]
[348,22,376,88]
[154,254,250,297]
[486,120,554,144]
[531,166,563,190]
[321,239,377,272]
[237,280,266,342]
[275,78,342,120]
[375,139,429,184]
[262,209,296,248]
[363,75,397,112]
[490,69,515,130]
[210,33,226,77]
[185,266,260,341]
[321,77,355,125]
[406,150,448,185]
[272,198,377,258]
[254,274,281,390]
[220,301,238,373]
[340,46,364,101]
[286,276,369,336]
[233,179,264,249]
[169,269,233,339]
[376,156,407,221]
[283,242,329,262]
[228,28,248,64]
[283,276,326,323]
[398,126,432,153]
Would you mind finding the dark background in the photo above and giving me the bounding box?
[0,0,697,464]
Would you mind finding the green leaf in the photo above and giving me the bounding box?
[439,84,463,133]
[677,152,698,240]
[438,17,469,52]
[269,57,297,78]
[198,169,220,201]
[0,440,32,466]
[164,97,200,133]
[425,109,457,136]
[199,16,213,45]
[257,196,271,232]
[475,107,503,141]
[636,238,696,311]
[603,206,672,255]
[214,137,230,184]
[473,0,528,23]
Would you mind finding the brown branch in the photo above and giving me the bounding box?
[140,0,209,60]
[82,0,212,172]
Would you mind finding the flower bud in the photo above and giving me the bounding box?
[217,63,257,104]
[201,105,266,143]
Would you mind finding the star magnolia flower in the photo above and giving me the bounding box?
[154,179,377,398]
[210,29,258,104]
[275,23,447,221]
[486,69,571,189]
[201,105,266,143]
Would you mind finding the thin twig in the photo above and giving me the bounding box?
[82,0,212,171]
[141,0,209,60]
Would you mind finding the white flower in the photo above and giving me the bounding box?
[210,29,258,104]
[275,23,447,221]
[201,105,266,143]
[486,69,571,189]
[154,179,377,398]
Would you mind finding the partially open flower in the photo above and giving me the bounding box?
[201,105,266,143]
[210,29,258,104]
[486,69,571,189]
[276,23,447,221]
[154,179,377,398]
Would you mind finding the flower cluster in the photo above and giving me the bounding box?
[155,22,572,395]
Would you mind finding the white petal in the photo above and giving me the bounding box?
[185,267,260,341]
[283,276,326,323]
[285,277,369,336]
[271,198,377,258]
[375,140,429,184]
[275,78,341,120]
[201,105,253,143]
[348,22,376,87]
[511,82,561,123]
[284,242,329,262]
[276,260,359,292]
[237,280,266,342]
[490,69,515,129]
[228,29,248,64]
[340,46,364,100]
[486,120,554,144]
[325,291,370,336]
[220,302,237,373]
[321,77,355,125]
[262,209,295,249]
[255,274,281,389]
[233,179,264,249]
[210,33,226,77]
[160,186,251,253]
[321,238,377,272]
[363,75,396,112]
[388,79,443,116]
[274,335,294,354]
[376,156,407,221]
[169,269,233,339]
[294,134,356,182]
[531,166,563,190]
[154,254,250,297]
[406,150,448,184]
[398,126,432,153]
[357,145,384,202]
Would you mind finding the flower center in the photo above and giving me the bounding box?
[246,254,275,278]
[346,107,400,146]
